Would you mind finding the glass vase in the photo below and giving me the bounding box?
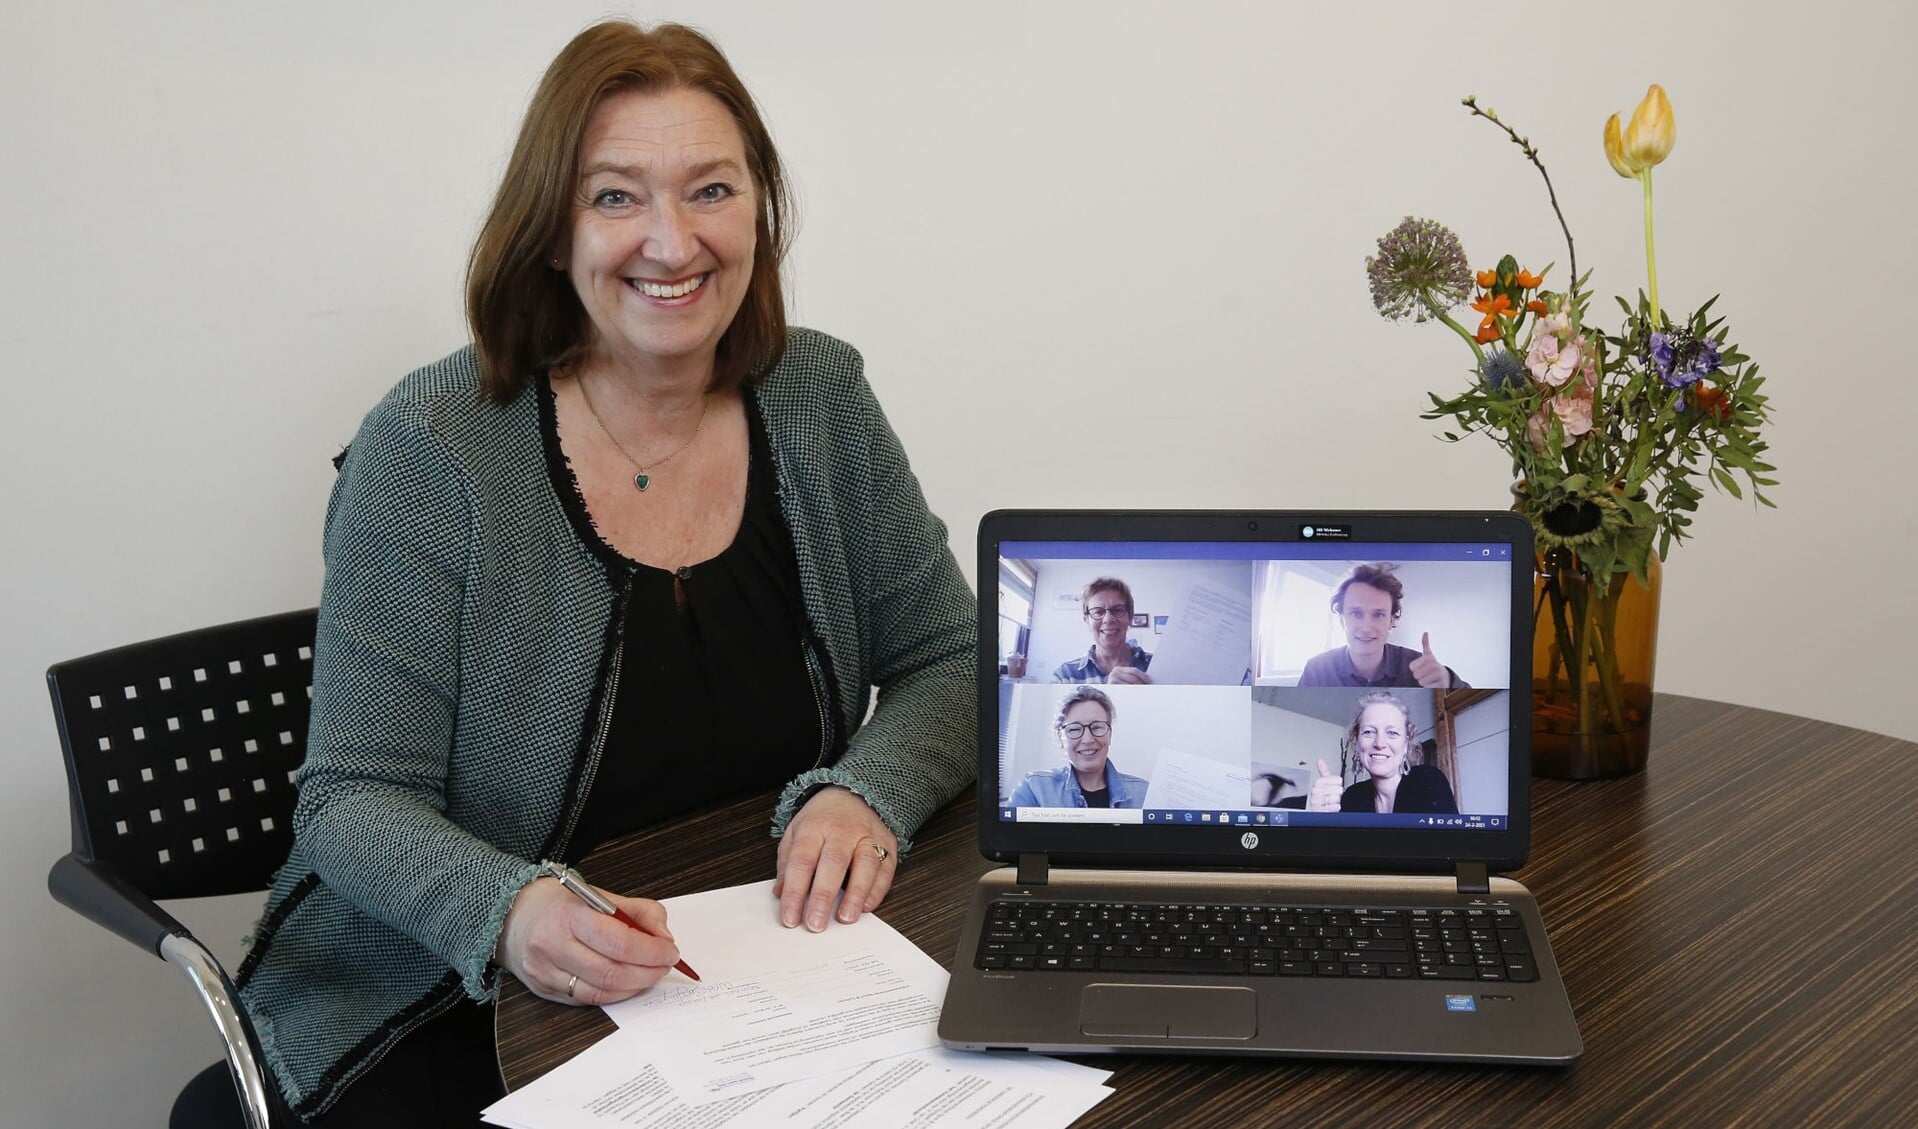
[1531,547,1661,778]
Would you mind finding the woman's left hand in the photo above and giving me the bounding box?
[774,785,899,932]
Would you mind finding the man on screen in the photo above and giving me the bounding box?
[1297,563,1467,689]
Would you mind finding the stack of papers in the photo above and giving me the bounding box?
[483,880,1113,1129]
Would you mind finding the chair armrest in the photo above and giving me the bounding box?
[160,933,274,1129]
[50,855,274,1126]
[48,853,186,957]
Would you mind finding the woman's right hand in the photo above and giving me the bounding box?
[1307,759,1344,813]
[495,877,682,1006]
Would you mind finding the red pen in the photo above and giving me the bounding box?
[543,860,701,981]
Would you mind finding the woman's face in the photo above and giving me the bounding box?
[1354,702,1409,781]
[1082,587,1131,650]
[566,86,758,379]
[1057,700,1113,781]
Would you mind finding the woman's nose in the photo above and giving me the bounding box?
[643,203,697,266]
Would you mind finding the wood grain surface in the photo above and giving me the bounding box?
[496,695,1918,1127]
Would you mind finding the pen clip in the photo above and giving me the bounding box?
[542,859,616,914]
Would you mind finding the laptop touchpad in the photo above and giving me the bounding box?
[1078,984,1258,1040]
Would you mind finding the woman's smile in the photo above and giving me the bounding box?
[628,272,711,301]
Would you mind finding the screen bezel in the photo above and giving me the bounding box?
[976,509,1534,873]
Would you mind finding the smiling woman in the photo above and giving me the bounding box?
[1008,686,1150,810]
[1306,691,1459,816]
[182,19,977,1129]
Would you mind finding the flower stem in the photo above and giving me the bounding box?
[1461,98,1577,303]
[1591,573,1630,728]
[1426,301,1487,365]
[1640,168,1660,325]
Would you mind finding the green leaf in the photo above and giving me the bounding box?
[1710,466,1743,498]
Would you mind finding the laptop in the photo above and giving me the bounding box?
[938,510,1581,1065]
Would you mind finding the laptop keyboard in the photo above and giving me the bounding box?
[975,900,1539,982]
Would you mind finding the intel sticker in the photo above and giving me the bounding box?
[1445,995,1476,1013]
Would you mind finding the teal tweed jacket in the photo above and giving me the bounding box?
[234,329,977,1120]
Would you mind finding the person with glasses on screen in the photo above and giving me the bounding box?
[1008,687,1150,808]
[1051,577,1155,684]
[1307,691,1459,815]
[1297,562,1467,690]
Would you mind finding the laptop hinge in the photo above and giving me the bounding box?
[1455,862,1491,895]
[1016,853,1050,886]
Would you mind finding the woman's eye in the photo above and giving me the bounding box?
[695,182,737,202]
[592,188,634,208]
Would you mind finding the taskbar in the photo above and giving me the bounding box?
[999,806,1505,831]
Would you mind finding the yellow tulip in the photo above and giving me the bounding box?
[1603,113,1638,178]
[1622,84,1675,170]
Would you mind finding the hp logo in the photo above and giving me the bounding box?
[1240,832,1259,850]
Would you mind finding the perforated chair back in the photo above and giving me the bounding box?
[46,610,318,1129]
[49,610,318,897]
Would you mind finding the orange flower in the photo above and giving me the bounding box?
[1476,269,1498,288]
[1527,299,1549,315]
[1475,322,1502,344]
[1515,269,1545,289]
[1470,291,1513,332]
[1691,382,1732,422]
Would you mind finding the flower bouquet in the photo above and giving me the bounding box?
[1364,86,1777,776]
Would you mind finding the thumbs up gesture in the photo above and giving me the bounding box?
[1308,758,1344,812]
[1408,631,1449,689]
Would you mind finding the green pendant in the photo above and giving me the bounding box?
[633,472,650,491]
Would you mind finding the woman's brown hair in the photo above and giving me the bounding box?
[465,20,790,402]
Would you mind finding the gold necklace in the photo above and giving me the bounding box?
[577,377,710,492]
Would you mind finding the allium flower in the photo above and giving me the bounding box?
[1366,217,1474,323]
[1480,348,1527,391]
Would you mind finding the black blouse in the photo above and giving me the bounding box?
[569,398,825,854]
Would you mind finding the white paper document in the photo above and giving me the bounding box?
[1143,746,1254,811]
[482,879,1112,1129]
[595,881,949,1104]
[482,1040,1112,1129]
[1143,580,1253,685]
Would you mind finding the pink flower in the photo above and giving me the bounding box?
[1526,406,1556,451]
[1525,331,1581,387]
[1551,390,1593,440]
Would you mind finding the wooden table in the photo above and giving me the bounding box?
[497,695,1918,1126]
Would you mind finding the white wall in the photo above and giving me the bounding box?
[3,1,1911,1122]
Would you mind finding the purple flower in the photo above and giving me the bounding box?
[1648,332,1677,382]
[1647,330,1724,390]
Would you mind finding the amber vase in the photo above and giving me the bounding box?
[1531,547,1662,779]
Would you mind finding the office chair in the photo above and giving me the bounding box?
[46,609,319,1129]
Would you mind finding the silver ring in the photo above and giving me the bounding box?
[565,973,578,999]
[872,844,890,863]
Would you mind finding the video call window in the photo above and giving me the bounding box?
[999,558,1254,687]
[993,543,1515,829]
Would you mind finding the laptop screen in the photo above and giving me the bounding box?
[978,511,1534,871]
